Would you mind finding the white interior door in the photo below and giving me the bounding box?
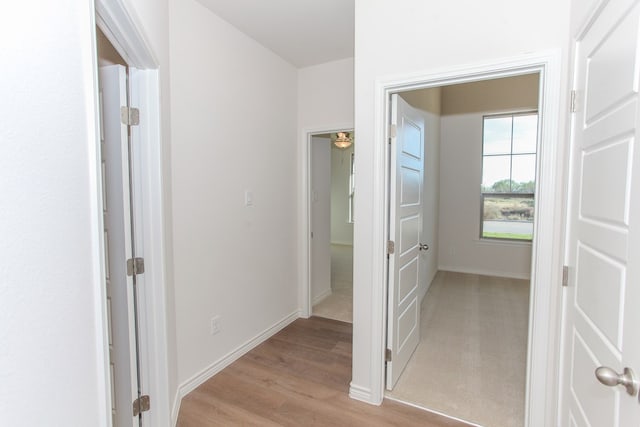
[561,0,640,425]
[100,64,140,427]
[386,94,424,390]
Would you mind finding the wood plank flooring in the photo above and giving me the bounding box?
[177,316,471,427]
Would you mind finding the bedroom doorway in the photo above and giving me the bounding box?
[308,130,355,323]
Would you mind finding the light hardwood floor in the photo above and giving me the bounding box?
[177,316,472,427]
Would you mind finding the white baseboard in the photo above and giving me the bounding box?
[312,288,332,305]
[170,310,300,425]
[330,241,353,247]
[349,382,380,405]
[438,265,531,281]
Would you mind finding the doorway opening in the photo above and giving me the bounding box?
[307,130,355,323]
[364,52,564,427]
[383,74,539,427]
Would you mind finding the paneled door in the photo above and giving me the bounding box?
[386,94,424,390]
[100,64,141,427]
[561,0,640,425]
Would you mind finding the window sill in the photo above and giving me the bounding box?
[475,237,533,247]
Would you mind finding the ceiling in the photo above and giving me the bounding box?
[195,0,355,68]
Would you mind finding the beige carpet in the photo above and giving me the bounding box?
[312,244,353,323]
[386,271,530,427]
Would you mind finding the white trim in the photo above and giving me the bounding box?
[384,396,484,427]
[94,1,170,426]
[95,0,157,68]
[437,266,531,281]
[348,382,373,403]
[359,51,565,426]
[87,1,111,424]
[299,124,354,319]
[330,240,354,246]
[171,311,300,423]
[312,288,333,305]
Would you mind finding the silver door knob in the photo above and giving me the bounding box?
[419,243,429,251]
[595,366,638,396]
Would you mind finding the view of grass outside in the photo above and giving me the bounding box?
[481,113,537,241]
[482,193,534,240]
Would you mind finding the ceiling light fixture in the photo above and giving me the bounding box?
[332,131,353,149]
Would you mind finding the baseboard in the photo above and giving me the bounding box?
[312,288,332,305]
[437,265,530,281]
[330,241,353,247]
[170,391,181,427]
[384,396,483,427]
[349,382,381,405]
[170,310,300,425]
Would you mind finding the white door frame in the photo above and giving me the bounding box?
[364,51,565,426]
[94,1,171,426]
[299,125,354,318]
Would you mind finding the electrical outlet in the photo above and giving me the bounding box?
[210,315,221,335]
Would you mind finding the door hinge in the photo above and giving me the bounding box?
[385,348,392,362]
[562,265,569,287]
[389,124,397,139]
[570,90,577,113]
[132,395,150,417]
[121,106,140,126]
[387,240,395,255]
[127,257,145,276]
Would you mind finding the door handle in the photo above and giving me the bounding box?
[595,366,638,396]
[419,243,429,251]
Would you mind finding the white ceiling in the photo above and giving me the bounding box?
[195,0,355,68]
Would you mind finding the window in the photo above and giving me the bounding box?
[481,112,538,241]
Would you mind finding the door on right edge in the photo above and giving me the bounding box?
[561,0,640,425]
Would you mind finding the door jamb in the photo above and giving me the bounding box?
[363,51,565,427]
[94,1,171,426]
[300,125,354,318]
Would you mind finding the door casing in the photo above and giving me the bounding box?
[94,1,171,425]
[353,51,565,427]
[300,125,355,318]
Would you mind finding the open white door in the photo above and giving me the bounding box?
[560,0,640,425]
[100,64,140,427]
[386,94,424,390]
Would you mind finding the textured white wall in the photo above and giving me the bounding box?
[352,0,572,405]
[169,0,299,388]
[311,137,332,303]
[0,0,109,424]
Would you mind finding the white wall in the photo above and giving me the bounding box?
[298,58,354,131]
[297,57,354,314]
[311,137,332,303]
[331,144,355,245]
[0,0,109,424]
[438,114,533,278]
[437,75,539,279]
[169,0,299,396]
[352,0,572,407]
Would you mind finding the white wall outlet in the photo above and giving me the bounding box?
[210,315,221,335]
